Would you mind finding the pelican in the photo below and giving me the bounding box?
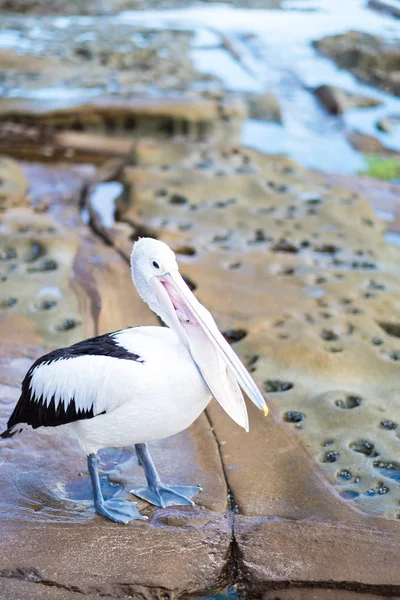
[1,238,268,523]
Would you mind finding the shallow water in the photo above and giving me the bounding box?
[0,0,399,173]
[117,0,400,173]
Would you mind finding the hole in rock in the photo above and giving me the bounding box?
[215,198,237,208]
[247,355,259,373]
[264,380,293,393]
[0,298,17,309]
[340,490,359,500]
[380,420,397,430]
[321,329,339,341]
[26,241,46,263]
[336,469,352,481]
[36,300,57,311]
[314,244,339,254]
[175,246,196,256]
[222,329,247,344]
[213,233,230,243]
[178,224,192,232]
[169,194,188,205]
[325,345,343,353]
[324,451,340,463]
[56,318,80,332]
[368,280,385,291]
[28,259,58,273]
[350,440,379,457]
[280,267,295,276]
[377,322,400,338]
[335,395,362,409]
[373,461,400,483]
[283,411,304,423]
[271,239,298,253]
[251,229,268,244]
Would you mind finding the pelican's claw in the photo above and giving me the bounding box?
[131,484,202,508]
[95,498,148,524]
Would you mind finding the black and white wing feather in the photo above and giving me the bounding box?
[1,331,143,437]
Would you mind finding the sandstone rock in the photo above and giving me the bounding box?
[315,171,400,224]
[368,0,400,18]
[313,31,400,97]
[0,0,282,12]
[2,139,400,594]
[247,92,282,123]
[0,94,245,159]
[0,20,214,95]
[347,130,398,154]
[118,140,400,592]
[0,157,29,210]
[376,116,395,132]
[313,84,382,115]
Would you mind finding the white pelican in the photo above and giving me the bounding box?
[1,238,268,523]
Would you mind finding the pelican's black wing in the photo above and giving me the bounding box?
[1,331,143,437]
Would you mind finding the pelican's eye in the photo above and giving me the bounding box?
[152,260,160,270]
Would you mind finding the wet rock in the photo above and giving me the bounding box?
[0,157,29,211]
[368,0,400,18]
[347,130,398,155]
[246,92,282,123]
[376,116,394,133]
[121,140,400,529]
[313,31,400,97]
[313,84,382,115]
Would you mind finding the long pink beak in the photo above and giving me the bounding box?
[151,270,268,431]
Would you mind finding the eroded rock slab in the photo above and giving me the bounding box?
[313,31,400,97]
[115,140,400,590]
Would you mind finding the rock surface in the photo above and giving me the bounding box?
[347,129,399,155]
[313,84,382,115]
[247,93,282,123]
[313,31,400,97]
[368,0,400,18]
[1,10,400,596]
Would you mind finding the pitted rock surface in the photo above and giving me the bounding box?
[1,146,400,595]
[120,140,400,520]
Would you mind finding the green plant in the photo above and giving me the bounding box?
[361,155,400,180]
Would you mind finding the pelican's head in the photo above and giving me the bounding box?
[131,237,179,307]
[131,237,268,430]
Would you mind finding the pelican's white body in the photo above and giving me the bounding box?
[6,237,268,462]
[34,327,211,454]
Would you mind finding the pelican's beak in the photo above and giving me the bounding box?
[151,270,268,431]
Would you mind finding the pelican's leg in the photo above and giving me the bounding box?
[131,443,202,508]
[87,453,147,524]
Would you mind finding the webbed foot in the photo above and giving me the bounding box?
[131,483,202,508]
[95,498,147,524]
